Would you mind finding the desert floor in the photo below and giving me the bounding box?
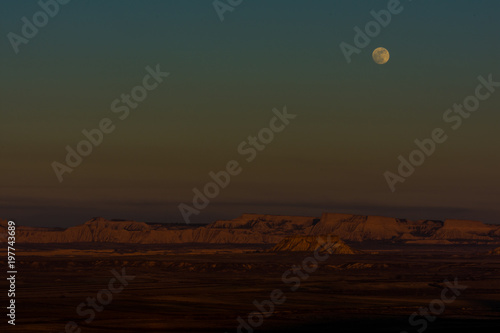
[2,243,500,332]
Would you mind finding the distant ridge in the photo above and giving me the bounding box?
[1,213,499,245]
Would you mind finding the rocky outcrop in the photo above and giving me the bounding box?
[307,213,407,241]
[269,234,361,254]
[9,216,316,245]
[431,219,495,241]
[3,213,499,245]
[305,213,500,243]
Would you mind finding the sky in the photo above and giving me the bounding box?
[1,0,499,227]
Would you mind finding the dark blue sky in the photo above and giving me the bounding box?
[1,0,499,226]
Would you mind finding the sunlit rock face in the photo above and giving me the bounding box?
[5,213,500,245]
[307,213,407,241]
[307,213,500,243]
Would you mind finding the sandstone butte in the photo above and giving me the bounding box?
[1,212,499,245]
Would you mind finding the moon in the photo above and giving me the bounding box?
[372,47,390,65]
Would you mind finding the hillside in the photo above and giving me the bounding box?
[1,213,499,245]
[306,213,500,243]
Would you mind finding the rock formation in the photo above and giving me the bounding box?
[2,213,499,245]
[269,234,361,254]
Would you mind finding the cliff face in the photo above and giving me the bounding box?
[306,213,500,243]
[307,213,407,241]
[2,213,499,245]
[8,215,316,244]
[431,219,495,241]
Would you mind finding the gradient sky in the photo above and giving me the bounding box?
[1,0,499,226]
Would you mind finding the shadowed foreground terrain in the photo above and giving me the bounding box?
[2,243,500,332]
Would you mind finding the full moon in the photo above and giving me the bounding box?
[372,47,390,65]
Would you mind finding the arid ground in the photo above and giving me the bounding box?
[2,243,500,333]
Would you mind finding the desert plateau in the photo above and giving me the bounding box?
[2,213,500,332]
